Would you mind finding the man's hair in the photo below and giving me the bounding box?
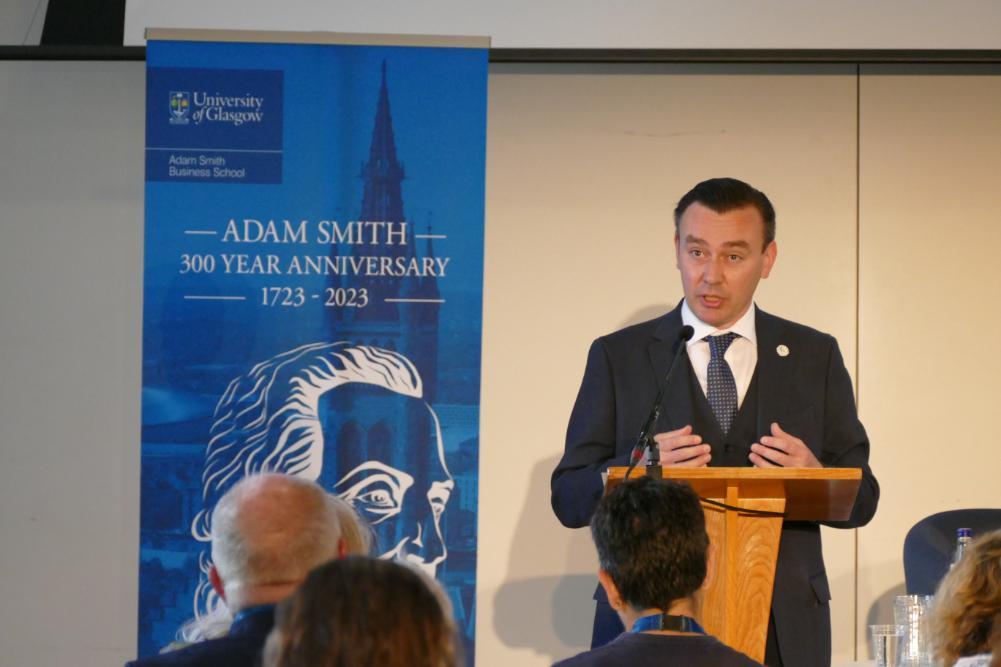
[210,473,344,589]
[179,485,370,644]
[590,477,709,611]
[930,529,1001,667]
[674,177,776,248]
[264,556,460,667]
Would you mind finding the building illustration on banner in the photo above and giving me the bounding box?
[140,57,481,660]
[330,61,443,399]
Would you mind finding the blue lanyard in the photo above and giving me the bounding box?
[630,613,707,635]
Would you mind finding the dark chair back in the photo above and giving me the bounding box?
[903,509,1001,595]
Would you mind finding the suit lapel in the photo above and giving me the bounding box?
[649,305,696,431]
[754,307,791,437]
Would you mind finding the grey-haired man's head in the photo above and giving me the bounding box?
[208,473,346,613]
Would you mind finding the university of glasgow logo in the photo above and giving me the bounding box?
[169,92,190,125]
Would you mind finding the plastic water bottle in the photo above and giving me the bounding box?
[950,527,973,568]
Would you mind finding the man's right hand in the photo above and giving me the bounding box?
[653,425,712,466]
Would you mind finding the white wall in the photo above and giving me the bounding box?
[123,0,1001,49]
[481,63,860,665]
[0,0,47,45]
[856,63,1001,639]
[2,59,1000,667]
[0,60,143,667]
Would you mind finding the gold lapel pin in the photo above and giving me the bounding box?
[776,344,790,357]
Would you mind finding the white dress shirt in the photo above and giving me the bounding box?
[681,300,757,408]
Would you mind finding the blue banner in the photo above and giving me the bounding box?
[141,37,487,661]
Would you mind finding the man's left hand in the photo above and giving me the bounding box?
[749,422,822,468]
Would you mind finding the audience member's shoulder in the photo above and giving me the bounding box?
[699,636,765,666]
[653,634,761,667]
[125,635,260,667]
[552,633,762,667]
[551,634,630,667]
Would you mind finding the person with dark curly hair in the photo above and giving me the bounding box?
[263,556,460,667]
[553,476,761,667]
[929,529,1001,667]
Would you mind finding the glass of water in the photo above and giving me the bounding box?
[871,624,904,667]
[894,594,934,665]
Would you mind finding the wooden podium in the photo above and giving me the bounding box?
[606,466,861,663]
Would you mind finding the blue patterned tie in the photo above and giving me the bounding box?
[707,333,739,434]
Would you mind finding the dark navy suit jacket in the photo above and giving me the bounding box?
[551,305,879,667]
[126,606,274,667]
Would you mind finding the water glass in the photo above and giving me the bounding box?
[893,594,934,666]
[870,624,904,667]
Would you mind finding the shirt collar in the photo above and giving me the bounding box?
[680,299,757,344]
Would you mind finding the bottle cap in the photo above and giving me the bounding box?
[958,527,973,538]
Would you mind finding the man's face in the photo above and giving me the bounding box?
[316,384,452,576]
[675,202,777,329]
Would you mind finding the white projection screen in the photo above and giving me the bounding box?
[123,0,1001,49]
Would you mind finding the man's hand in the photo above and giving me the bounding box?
[749,422,822,468]
[654,425,711,467]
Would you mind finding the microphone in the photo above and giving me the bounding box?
[625,325,695,480]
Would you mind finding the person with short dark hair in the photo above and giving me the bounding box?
[554,477,760,667]
[263,556,461,667]
[673,177,777,249]
[552,177,879,666]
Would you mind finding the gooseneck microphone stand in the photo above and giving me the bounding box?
[624,325,694,481]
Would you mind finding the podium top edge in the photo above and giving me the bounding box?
[607,466,862,481]
[144,28,490,49]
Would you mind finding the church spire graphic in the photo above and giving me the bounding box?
[328,62,440,400]
[334,60,412,324]
[359,61,405,223]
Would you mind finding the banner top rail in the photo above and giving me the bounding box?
[144,28,489,49]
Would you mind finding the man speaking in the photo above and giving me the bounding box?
[550,177,879,667]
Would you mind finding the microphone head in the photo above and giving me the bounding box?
[679,325,695,342]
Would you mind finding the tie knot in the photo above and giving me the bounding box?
[707,332,737,358]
